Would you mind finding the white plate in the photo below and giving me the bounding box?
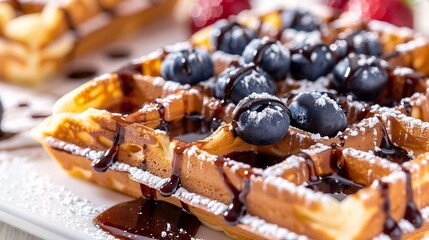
[0,148,230,240]
[0,15,230,240]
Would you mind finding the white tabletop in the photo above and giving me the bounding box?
[0,225,40,240]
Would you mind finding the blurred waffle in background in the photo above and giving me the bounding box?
[0,0,176,85]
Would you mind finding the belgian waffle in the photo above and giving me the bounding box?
[0,0,176,84]
[33,6,429,240]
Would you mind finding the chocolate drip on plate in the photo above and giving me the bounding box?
[92,121,126,172]
[106,48,131,59]
[0,131,17,141]
[94,198,201,240]
[66,68,98,80]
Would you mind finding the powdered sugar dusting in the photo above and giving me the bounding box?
[240,215,308,240]
[342,148,401,172]
[263,175,335,206]
[0,152,115,240]
[44,137,309,239]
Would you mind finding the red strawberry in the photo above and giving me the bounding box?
[321,0,349,10]
[345,0,414,28]
[189,0,251,33]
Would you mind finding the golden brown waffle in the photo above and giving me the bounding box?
[33,7,429,240]
[0,0,176,84]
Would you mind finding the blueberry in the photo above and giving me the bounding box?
[290,41,334,81]
[281,8,321,32]
[211,20,257,55]
[332,54,388,101]
[233,93,290,145]
[242,37,291,80]
[352,31,382,56]
[331,31,382,60]
[288,92,347,137]
[215,65,276,104]
[161,48,214,85]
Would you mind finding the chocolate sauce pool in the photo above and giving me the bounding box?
[94,198,201,240]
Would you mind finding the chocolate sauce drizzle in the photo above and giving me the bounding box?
[401,71,424,99]
[381,66,425,106]
[223,64,257,100]
[402,168,423,228]
[379,181,403,240]
[140,184,158,200]
[181,49,193,76]
[92,122,125,172]
[159,143,188,197]
[374,122,411,165]
[215,21,241,50]
[340,54,374,91]
[252,39,276,65]
[154,99,168,131]
[296,152,319,182]
[402,99,413,116]
[299,146,363,201]
[306,174,363,201]
[224,151,285,170]
[290,43,328,62]
[232,96,288,122]
[214,157,251,225]
[372,121,423,231]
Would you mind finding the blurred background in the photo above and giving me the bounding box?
[179,0,429,35]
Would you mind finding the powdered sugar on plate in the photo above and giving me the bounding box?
[0,151,115,240]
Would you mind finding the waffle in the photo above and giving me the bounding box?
[33,6,429,240]
[0,0,176,84]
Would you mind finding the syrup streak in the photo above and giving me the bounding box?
[215,21,241,50]
[92,122,126,172]
[215,157,251,225]
[403,168,423,228]
[380,181,403,240]
[252,39,276,65]
[159,143,188,197]
[223,65,257,100]
[296,152,319,182]
[374,121,411,165]
[373,120,422,230]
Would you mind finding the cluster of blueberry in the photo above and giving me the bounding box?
[160,9,390,146]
